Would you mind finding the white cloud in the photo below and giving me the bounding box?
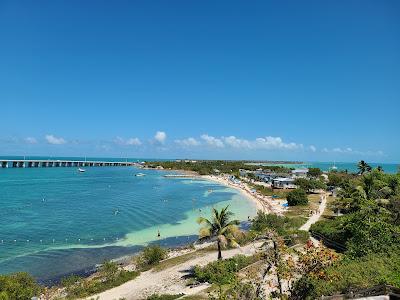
[253,136,302,150]
[199,134,302,150]
[322,147,384,156]
[114,136,142,146]
[154,131,167,144]
[25,137,37,144]
[126,138,142,146]
[201,134,224,148]
[175,137,200,147]
[45,134,66,145]
[309,145,317,152]
[223,136,251,148]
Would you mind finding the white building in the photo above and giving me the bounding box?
[291,168,309,178]
[273,177,296,189]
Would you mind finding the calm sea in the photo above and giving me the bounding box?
[0,162,256,282]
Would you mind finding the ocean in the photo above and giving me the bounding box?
[0,165,257,282]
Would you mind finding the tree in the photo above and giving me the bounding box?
[198,205,240,260]
[357,160,371,175]
[294,178,326,194]
[376,165,384,172]
[308,168,322,178]
[287,189,308,206]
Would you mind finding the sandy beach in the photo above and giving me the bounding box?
[202,175,285,215]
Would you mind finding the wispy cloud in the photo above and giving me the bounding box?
[322,147,384,156]
[175,137,200,147]
[24,137,38,144]
[198,134,302,150]
[114,136,142,146]
[154,131,167,144]
[45,134,66,145]
[201,134,224,148]
[309,145,317,152]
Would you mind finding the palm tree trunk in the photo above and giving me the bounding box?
[217,240,222,260]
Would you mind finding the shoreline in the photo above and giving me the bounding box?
[201,174,285,215]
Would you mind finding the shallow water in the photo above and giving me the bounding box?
[0,167,256,281]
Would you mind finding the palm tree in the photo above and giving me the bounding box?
[197,205,240,260]
[358,160,371,175]
[377,165,384,172]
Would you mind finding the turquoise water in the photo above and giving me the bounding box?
[0,167,257,282]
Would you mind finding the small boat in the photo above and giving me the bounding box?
[135,173,146,177]
[78,168,86,173]
[331,161,338,170]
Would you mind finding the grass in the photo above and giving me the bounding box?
[153,247,215,272]
[284,193,323,226]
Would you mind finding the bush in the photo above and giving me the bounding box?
[62,270,139,298]
[251,211,299,235]
[140,245,168,266]
[287,189,308,206]
[290,248,400,299]
[0,272,42,300]
[193,255,258,285]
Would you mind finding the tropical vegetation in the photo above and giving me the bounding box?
[197,205,240,260]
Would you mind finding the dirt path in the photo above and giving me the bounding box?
[299,193,327,231]
[89,242,263,300]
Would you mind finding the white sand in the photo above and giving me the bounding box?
[202,175,285,215]
[87,241,263,300]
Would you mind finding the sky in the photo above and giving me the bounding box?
[0,1,399,162]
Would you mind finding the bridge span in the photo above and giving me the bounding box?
[0,159,137,168]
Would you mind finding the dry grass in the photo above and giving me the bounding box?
[153,247,215,272]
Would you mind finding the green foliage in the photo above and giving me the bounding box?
[357,160,372,175]
[311,204,400,257]
[208,281,260,300]
[251,211,300,234]
[145,160,291,176]
[0,272,42,300]
[197,205,240,260]
[100,260,119,281]
[62,269,140,298]
[140,245,168,266]
[294,178,326,193]
[290,248,400,299]
[193,255,258,285]
[147,294,184,300]
[286,188,308,206]
[307,167,322,178]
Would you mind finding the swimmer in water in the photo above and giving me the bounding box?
[157,230,161,238]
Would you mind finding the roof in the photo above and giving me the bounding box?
[273,177,295,182]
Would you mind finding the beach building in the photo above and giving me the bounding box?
[291,168,309,178]
[273,177,296,189]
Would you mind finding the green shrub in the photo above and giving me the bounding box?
[141,245,168,266]
[0,272,42,300]
[193,255,258,285]
[287,189,308,206]
[63,269,140,298]
[290,248,400,299]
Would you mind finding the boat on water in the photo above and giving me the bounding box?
[135,173,146,177]
[331,161,338,170]
[78,168,86,173]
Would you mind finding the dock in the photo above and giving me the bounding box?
[0,159,138,168]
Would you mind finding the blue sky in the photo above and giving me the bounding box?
[0,1,399,162]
